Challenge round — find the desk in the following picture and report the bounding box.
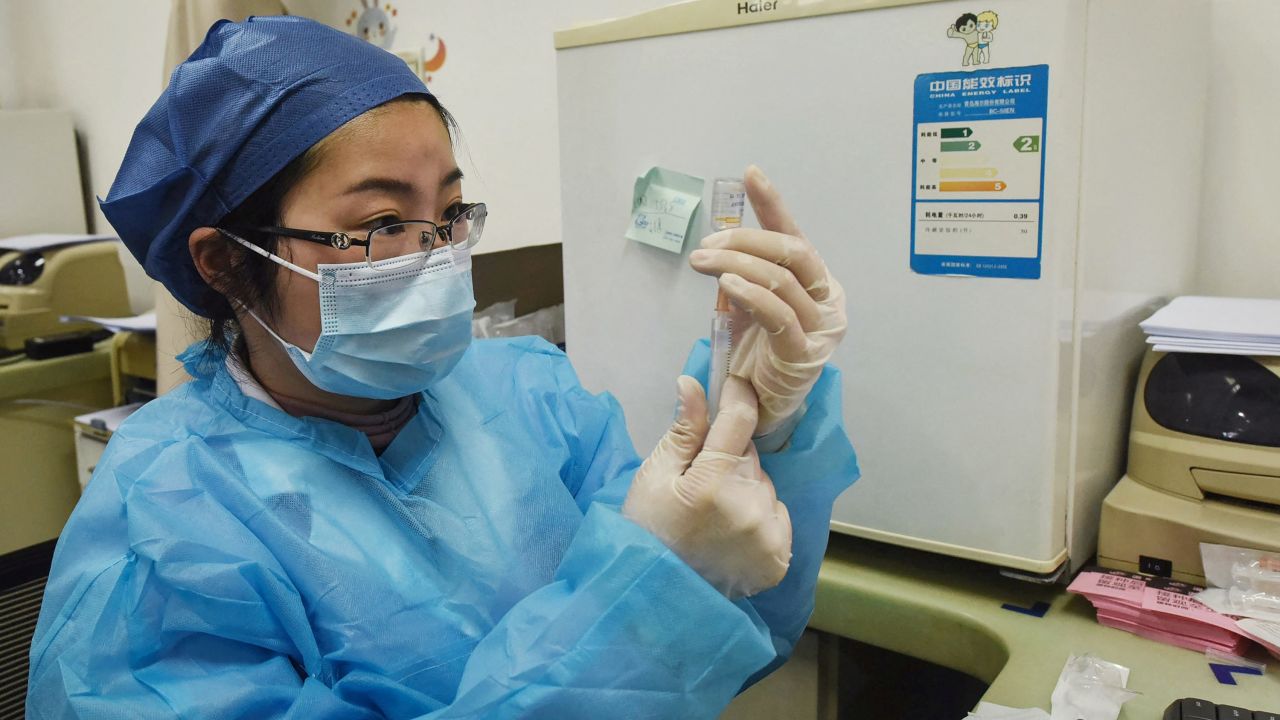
[812,534,1280,715]
[0,343,112,555]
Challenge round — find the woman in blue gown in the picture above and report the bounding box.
[26,15,857,720]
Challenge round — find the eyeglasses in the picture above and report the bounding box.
[220,202,487,271]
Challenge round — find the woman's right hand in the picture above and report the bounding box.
[622,375,793,599]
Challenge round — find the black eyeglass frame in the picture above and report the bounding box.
[219,202,486,265]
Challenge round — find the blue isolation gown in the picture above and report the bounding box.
[27,337,857,719]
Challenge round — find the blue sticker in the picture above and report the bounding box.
[911,64,1049,279]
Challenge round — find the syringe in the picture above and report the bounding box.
[707,177,746,423]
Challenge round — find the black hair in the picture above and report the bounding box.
[955,13,978,29]
[196,93,457,361]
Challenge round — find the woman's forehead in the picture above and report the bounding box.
[304,103,456,197]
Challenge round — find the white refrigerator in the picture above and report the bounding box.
[555,0,1205,576]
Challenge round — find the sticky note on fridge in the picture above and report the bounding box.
[625,167,704,253]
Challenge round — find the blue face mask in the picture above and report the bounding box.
[228,234,475,400]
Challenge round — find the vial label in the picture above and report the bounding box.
[711,190,746,230]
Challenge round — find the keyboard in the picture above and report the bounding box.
[1164,698,1280,719]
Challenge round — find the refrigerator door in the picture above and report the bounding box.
[557,0,1087,572]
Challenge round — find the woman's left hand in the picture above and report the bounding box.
[689,165,848,438]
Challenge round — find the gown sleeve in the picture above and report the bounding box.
[542,338,859,689]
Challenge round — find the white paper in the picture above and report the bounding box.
[1141,296,1280,342]
[1150,336,1280,356]
[74,402,144,433]
[0,234,118,253]
[1147,336,1280,352]
[1152,345,1280,357]
[61,311,156,333]
[1236,619,1280,658]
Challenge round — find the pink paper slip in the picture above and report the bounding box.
[1098,615,1251,655]
[1070,567,1255,655]
[1140,578,1243,634]
[1067,567,1146,605]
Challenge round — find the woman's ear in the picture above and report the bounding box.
[189,227,229,292]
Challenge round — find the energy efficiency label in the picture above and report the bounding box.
[911,64,1048,279]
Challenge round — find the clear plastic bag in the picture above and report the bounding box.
[1048,654,1139,720]
[1199,543,1280,621]
[489,304,565,346]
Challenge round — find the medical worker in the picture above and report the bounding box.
[27,16,857,720]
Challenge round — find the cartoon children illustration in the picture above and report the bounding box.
[946,13,981,66]
[976,10,998,64]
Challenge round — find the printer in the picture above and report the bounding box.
[1098,348,1280,584]
[0,239,131,352]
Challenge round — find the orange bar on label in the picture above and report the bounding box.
[939,181,1006,192]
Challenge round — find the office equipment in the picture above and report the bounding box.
[1097,349,1280,585]
[24,329,110,360]
[73,403,145,492]
[109,330,158,405]
[556,0,1206,576]
[0,238,133,352]
[1163,698,1279,720]
[0,344,113,557]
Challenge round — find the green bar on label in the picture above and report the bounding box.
[941,127,972,138]
[941,140,981,152]
[1013,135,1041,152]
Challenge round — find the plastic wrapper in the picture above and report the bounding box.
[968,702,1050,719]
[1048,654,1138,720]
[472,299,517,338]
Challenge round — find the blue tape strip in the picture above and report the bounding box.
[1210,663,1264,685]
[1000,601,1050,618]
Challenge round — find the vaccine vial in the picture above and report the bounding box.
[711,177,746,232]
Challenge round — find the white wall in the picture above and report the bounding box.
[285,0,672,255]
[0,4,18,108]
[1193,0,1280,299]
[0,0,668,315]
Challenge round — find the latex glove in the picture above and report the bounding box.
[623,374,792,599]
[689,165,847,437]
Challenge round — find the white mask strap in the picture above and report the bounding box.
[239,304,314,361]
[220,229,322,283]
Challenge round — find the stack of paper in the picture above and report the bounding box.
[1141,296,1280,356]
[1068,567,1253,654]
[60,311,156,334]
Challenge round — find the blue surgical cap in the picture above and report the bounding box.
[100,15,432,314]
